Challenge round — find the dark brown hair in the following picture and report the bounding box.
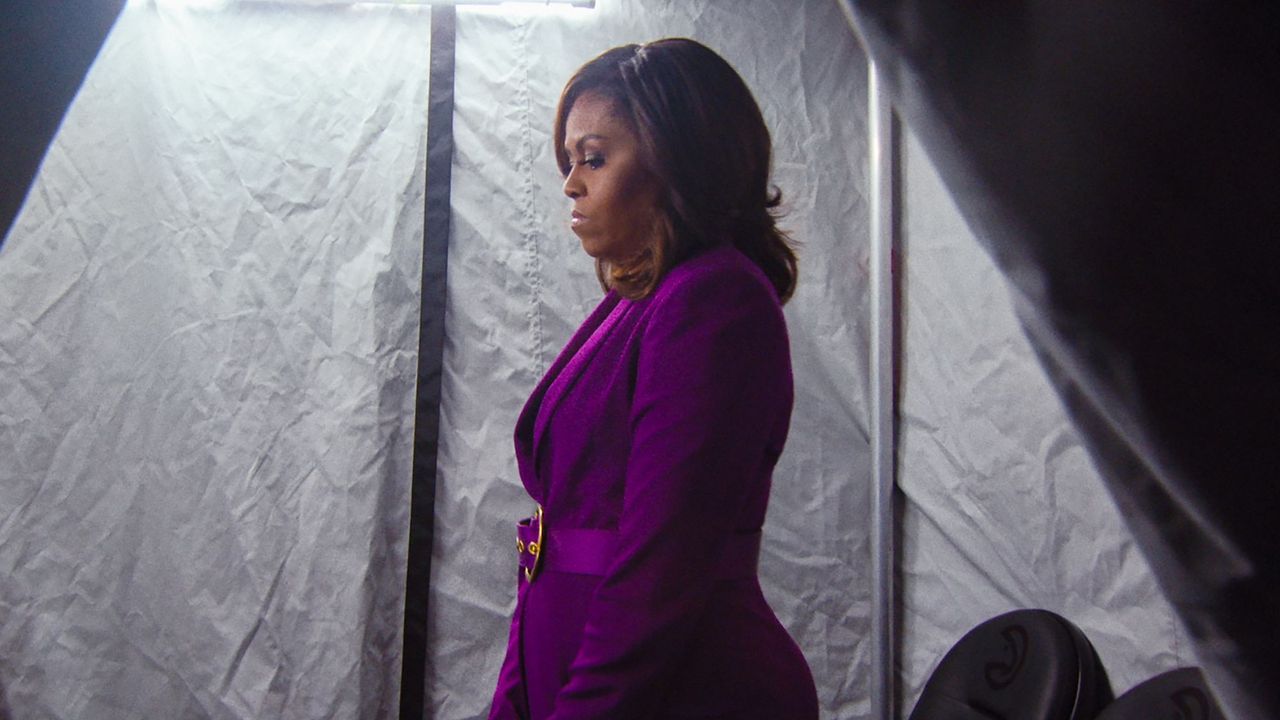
[553,38,798,303]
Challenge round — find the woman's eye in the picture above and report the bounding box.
[583,155,605,169]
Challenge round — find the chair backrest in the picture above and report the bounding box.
[1094,667,1224,720]
[907,609,1113,720]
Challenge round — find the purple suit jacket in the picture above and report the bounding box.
[488,245,818,720]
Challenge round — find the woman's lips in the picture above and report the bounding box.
[571,211,586,227]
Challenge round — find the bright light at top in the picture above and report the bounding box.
[479,1,595,15]
[128,0,593,7]
[126,0,233,8]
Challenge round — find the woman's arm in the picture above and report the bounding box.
[488,577,530,720]
[547,264,792,720]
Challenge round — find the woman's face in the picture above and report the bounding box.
[561,92,661,262]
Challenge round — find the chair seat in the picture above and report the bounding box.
[907,609,1113,720]
[1094,667,1224,720]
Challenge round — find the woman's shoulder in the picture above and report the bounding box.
[635,244,791,371]
[651,244,781,311]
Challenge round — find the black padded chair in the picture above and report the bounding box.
[1094,667,1224,720]
[908,609,1113,720]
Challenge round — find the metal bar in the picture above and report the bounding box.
[377,0,595,5]
[341,1,594,5]
[868,59,900,720]
[130,0,594,7]
[246,0,595,6]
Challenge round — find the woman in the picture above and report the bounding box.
[488,38,818,720]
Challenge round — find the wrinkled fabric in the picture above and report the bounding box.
[895,130,1193,708]
[842,2,1276,716]
[0,5,429,718]
[0,1,1203,718]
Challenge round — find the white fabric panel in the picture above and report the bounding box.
[0,6,429,719]
[896,128,1196,709]
[432,2,872,718]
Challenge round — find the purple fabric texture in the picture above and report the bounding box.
[487,245,818,720]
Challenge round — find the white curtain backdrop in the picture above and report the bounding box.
[896,128,1194,708]
[0,5,430,718]
[0,2,1198,719]
[429,1,873,718]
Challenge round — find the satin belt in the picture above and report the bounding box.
[517,512,762,582]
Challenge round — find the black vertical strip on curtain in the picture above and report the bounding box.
[0,0,126,245]
[401,6,456,720]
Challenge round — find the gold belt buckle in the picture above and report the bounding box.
[519,505,545,582]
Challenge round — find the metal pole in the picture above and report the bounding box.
[868,59,899,720]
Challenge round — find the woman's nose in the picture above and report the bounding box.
[563,167,583,199]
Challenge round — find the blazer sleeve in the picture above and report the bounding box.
[547,267,793,720]
[487,577,530,720]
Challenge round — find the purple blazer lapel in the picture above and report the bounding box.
[514,291,623,498]
[534,295,633,452]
